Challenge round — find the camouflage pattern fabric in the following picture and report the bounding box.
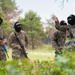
[55,21,67,32]
[65,25,75,51]
[65,39,75,51]
[52,30,66,49]
[0,27,5,39]
[69,25,75,39]
[0,46,6,61]
[0,28,6,61]
[52,21,66,49]
[8,30,28,60]
[52,21,67,56]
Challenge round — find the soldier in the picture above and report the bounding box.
[52,16,67,57]
[67,14,75,51]
[67,14,75,39]
[8,22,28,60]
[0,17,7,61]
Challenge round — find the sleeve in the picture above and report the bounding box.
[55,21,67,32]
[51,32,59,49]
[8,32,19,49]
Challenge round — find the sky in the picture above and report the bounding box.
[15,0,75,22]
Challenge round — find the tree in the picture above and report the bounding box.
[18,10,45,49]
[0,0,21,21]
[0,0,22,37]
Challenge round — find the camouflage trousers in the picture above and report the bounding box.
[0,47,6,61]
[12,50,25,60]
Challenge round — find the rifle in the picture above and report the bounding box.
[14,32,28,58]
[0,37,9,58]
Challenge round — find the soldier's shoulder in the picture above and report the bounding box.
[21,30,26,34]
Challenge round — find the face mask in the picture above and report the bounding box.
[15,24,22,32]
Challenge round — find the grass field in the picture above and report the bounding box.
[28,51,54,61]
[7,45,55,62]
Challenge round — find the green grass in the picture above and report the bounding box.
[28,52,54,62]
[7,45,55,62]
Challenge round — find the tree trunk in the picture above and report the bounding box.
[31,36,34,49]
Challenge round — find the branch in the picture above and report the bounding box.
[59,0,65,9]
[55,0,69,9]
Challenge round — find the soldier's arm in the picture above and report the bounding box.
[55,21,67,31]
[51,33,59,49]
[52,15,67,31]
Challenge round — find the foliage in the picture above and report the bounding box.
[0,12,12,37]
[55,50,75,75]
[0,0,22,36]
[18,10,46,49]
[1,47,75,75]
[0,59,55,75]
[31,44,54,52]
[0,0,21,21]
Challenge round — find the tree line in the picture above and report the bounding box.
[0,0,49,49]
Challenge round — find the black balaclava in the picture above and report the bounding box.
[67,14,75,25]
[0,17,3,26]
[14,22,22,32]
[60,20,67,26]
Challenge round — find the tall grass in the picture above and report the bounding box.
[27,44,55,61]
[7,44,55,61]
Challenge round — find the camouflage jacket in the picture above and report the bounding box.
[52,21,67,49]
[0,27,6,47]
[8,30,28,52]
[69,25,75,39]
[55,21,67,32]
[0,27,5,39]
[52,30,66,49]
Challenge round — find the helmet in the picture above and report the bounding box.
[67,14,75,25]
[0,17,3,25]
[14,22,22,32]
[60,20,67,26]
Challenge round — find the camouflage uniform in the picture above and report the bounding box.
[69,25,75,38]
[0,27,6,61]
[52,21,67,56]
[8,30,28,60]
[66,25,75,51]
